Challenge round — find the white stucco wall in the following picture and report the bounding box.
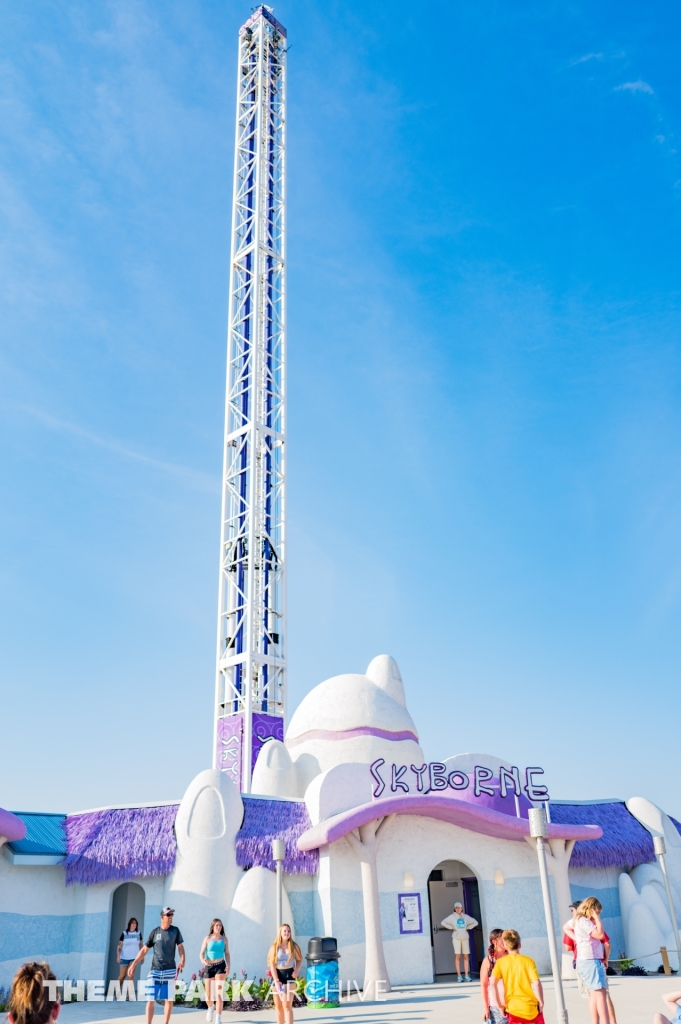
[0,854,169,990]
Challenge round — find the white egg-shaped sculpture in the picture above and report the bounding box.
[226,866,294,981]
[251,739,301,799]
[305,762,374,826]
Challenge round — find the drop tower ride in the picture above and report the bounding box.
[213,5,287,792]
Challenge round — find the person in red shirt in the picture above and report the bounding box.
[563,901,580,967]
[601,930,617,1024]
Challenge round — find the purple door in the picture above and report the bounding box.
[462,876,483,974]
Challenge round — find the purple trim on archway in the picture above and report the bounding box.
[0,808,27,842]
[296,793,603,851]
[287,726,419,747]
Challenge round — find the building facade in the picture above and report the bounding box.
[2,656,679,992]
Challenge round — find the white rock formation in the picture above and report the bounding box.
[163,769,244,978]
[621,796,681,970]
[619,871,679,971]
[627,797,681,916]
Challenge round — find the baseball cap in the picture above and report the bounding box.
[454,902,463,908]
[161,907,175,916]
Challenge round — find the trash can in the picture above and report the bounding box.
[305,936,340,1008]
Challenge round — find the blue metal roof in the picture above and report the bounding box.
[8,812,67,856]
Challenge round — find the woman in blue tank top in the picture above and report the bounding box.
[200,919,230,1024]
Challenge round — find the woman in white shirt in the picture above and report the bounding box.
[564,897,610,1024]
[267,924,303,1024]
[117,917,143,984]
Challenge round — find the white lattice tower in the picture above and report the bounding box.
[214,5,287,792]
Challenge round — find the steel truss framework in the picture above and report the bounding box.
[214,5,287,791]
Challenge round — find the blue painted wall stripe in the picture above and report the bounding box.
[0,912,108,962]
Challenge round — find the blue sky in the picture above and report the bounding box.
[1,1,680,815]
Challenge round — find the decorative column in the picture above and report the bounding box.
[345,816,394,997]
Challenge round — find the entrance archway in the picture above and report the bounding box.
[106,882,146,983]
[428,859,484,980]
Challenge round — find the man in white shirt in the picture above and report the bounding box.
[441,901,478,982]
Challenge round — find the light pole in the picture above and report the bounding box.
[654,836,681,969]
[272,839,286,929]
[529,807,568,1024]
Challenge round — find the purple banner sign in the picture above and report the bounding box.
[216,712,284,788]
[251,713,285,773]
[216,714,243,787]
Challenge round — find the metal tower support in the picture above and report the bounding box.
[214,5,287,792]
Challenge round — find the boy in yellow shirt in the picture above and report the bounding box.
[490,929,544,1024]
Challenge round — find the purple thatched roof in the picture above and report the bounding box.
[64,796,317,885]
[64,805,179,886]
[236,797,318,875]
[550,802,655,869]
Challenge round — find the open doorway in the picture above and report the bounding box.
[428,859,484,981]
[106,882,146,983]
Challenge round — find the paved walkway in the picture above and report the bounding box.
[54,976,673,1024]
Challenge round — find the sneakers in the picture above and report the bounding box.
[215,1016,222,1024]
[457,975,463,982]
[206,1007,214,1023]
[465,974,471,982]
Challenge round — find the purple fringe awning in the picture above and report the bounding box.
[236,797,318,875]
[64,805,179,886]
[550,802,655,869]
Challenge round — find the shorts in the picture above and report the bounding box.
[490,1008,508,1024]
[577,959,607,991]
[452,934,470,954]
[148,968,177,1001]
[205,960,226,979]
[120,959,134,966]
[507,1013,544,1024]
[276,968,295,986]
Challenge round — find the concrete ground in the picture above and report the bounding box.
[52,976,675,1024]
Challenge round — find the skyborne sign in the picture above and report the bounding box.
[369,760,550,802]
